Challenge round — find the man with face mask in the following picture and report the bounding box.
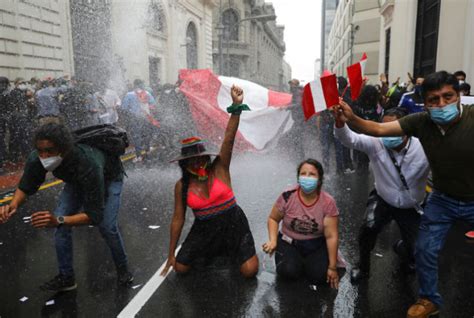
[334,71,474,318]
[0,123,133,291]
[398,77,425,114]
[333,108,429,283]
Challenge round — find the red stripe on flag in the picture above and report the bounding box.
[320,74,339,108]
[268,90,292,107]
[302,83,316,120]
[347,62,363,101]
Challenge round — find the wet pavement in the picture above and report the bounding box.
[1,150,473,318]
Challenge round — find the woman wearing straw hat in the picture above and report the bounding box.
[161,85,258,278]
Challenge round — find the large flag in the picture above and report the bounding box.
[301,73,339,120]
[178,69,293,151]
[346,53,367,101]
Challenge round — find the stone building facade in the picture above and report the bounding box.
[212,0,289,91]
[110,0,217,88]
[0,0,74,80]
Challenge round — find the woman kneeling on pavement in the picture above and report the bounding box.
[161,85,258,278]
[263,159,345,288]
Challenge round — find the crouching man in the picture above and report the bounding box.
[0,123,133,291]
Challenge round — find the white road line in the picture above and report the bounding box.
[117,245,182,318]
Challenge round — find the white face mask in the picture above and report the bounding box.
[39,156,63,171]
[18,84,27,91]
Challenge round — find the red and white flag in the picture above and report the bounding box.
[178,69,293,151]
[346,53,367,101]
[301,72,339,120]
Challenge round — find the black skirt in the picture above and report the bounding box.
[176,205,256,266]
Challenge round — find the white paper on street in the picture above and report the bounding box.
[148,225,160,230]
[45,300,55,306]
[19,296,28,302]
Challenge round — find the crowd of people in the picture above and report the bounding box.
[0,67,473,318]
[0,75,196,172]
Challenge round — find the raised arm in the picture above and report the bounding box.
[218,85,244,170]
[334,98,404,137]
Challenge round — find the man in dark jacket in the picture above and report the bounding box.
[0,123,133,291]
[0,76,11,170]
[9,78,32,160]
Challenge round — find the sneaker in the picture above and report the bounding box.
[117,266,134,286]
[407,298,439,318]
[132,156,143,163]
[40,274,77,292]
[350,267,369,284]
[344,168,355,174]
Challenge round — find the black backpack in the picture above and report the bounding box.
[73,124,129,157]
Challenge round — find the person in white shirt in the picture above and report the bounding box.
[95,87,121,124]
[333,107,430,283]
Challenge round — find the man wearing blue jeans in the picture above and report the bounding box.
[333,71,474,318]
[0,123,133,291]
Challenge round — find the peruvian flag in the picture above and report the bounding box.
[346,53,367,101]
[178,69,293,151]
[301,71,339,120]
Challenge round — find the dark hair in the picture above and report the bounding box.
[357,85,380,110]
[34,123,74,154]
[178,155,212,207]
[297,159,324,193]
[382,107,408,120]
[454,70,466,79]
[422,71,460,100]
[460,82,471,95]
[133,79,144,89]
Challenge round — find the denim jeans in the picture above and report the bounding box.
[54,181,128,277]
[415,191,474,306]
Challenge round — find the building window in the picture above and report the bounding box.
[224,58,240,77]
[149,57,161,86]
[148,0,166,33]
[385,28,391,76]
[186,22,198,69]
[222,9,239,41]
[414,0,440,77]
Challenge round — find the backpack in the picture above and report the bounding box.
[73,124,129,157]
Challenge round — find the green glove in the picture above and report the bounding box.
[227,103,251,115]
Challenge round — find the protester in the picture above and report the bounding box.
[95,85,121,125]
[9,78,32,161]
[262,158,344,288]
[121,79,157,162]
[288,79,305,161]
[334,71,474,318]
[459,82,471,96]
[398,77,425,114]
[35,80,64,125]
[0,76,11,168]
[161,85,258,278]
[454,70,466,83]
[333,107,430,283]
[336,76,355,173]
[0,123,133,291]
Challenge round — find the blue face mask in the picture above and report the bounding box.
[429,102,460,125]
[298,176,318,194]
[381,136,404,149]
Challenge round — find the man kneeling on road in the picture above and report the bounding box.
[0,123,133,291]
[333,107,429,283]
[334,71,474,318]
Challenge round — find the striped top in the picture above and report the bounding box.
[187,176,236,220]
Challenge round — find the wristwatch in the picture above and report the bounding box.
[56,216,65,227]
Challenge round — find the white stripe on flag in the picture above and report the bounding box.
[309,79,327,113]
[360,59,367,75]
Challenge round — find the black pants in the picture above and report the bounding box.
[275,234,329,284]
[357,190,420,272]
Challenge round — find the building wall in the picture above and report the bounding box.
[327,0,380,83]
[211,0,288,91]
[0,0,74,80]
[381,0,474,83]
[110,0,216,88]
[320,0,339,74]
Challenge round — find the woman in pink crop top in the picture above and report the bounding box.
[161,85,258,278]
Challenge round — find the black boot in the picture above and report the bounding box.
[117,265,134,286]
[40,274,77,292]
